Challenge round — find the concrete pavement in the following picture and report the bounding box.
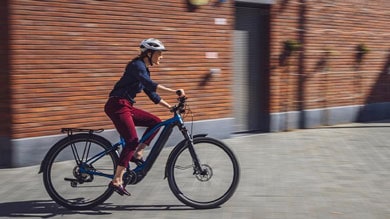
[0,120,389,219]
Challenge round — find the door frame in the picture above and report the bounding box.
[233,2,271,133]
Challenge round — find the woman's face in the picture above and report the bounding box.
[151,51,163,65]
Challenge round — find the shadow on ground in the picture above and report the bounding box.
[0,200,193,218]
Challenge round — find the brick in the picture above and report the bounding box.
[2,0,389,138]
[7,0,234,138]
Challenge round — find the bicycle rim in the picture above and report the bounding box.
[43,134,117,210]
[168,137,240,209]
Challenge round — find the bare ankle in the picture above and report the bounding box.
[134,152,143,159]
[135,143,147,159]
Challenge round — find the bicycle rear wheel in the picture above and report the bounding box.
[167,137,240,209]
[41,133,118,210]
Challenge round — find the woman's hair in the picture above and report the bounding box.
[130,50,148,62]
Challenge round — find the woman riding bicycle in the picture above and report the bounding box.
[104,38,185,196]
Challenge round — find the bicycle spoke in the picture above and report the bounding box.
[70,143,82,165]
[82,140,92,162]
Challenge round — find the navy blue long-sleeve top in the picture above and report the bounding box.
[109,58,161,104]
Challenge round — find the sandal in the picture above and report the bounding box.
[109,182,131,196]
[130,156,145,166]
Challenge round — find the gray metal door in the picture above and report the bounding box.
[233,4,270,133]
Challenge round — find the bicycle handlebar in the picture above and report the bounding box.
[171,90,187,114]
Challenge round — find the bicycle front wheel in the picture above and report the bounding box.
[41,133,118,210]
[167,137,240,209]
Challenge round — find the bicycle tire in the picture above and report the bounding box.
[166,137,240,209]
[41,133,118,210]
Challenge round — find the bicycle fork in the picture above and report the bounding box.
[179,125,205,175]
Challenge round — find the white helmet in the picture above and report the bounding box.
[140,38,167,52]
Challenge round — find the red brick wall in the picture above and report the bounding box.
[6,0,390,139]
[269,0,390,113]
[9,0,234,139]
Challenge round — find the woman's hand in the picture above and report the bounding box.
[176,89,185,97]
[156,85,185,110]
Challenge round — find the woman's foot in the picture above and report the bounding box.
[109,181,131,196]
[110,165,130,196]
[130,156,145,166]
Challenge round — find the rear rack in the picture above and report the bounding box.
[61,128,104,136]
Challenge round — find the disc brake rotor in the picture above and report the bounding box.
[195,164,213,182]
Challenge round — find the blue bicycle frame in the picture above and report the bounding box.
[79,111,189,181]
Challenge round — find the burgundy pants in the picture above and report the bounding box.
[104,97,162,168]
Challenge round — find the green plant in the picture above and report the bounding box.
[284,40,302,52]
[279,40,302,66]
[356,43,369,63]
[356,43,370,55]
